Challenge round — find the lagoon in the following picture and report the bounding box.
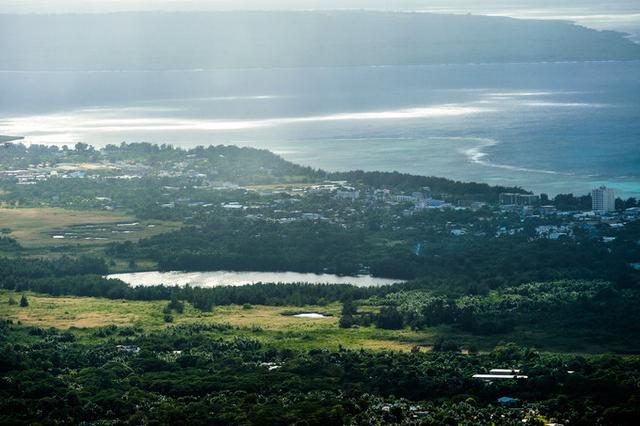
[107,270,401,288]
[3,61,640,197]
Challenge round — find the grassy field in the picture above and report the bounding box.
[0,290,437,351]
[1,290,632,354]
[0,207,180,249]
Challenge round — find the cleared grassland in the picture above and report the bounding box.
[1,290,629,353]
[0,290,435,352]
[0,207,180,248]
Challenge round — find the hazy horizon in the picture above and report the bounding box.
[2,0,639,39]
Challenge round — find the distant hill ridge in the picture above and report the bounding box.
[1,11,639,71]
[0,135,24,143]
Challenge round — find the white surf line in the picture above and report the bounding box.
[453,136,574,176]
[522,101,608,108]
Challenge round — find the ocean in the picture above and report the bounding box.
[1,60,639,197]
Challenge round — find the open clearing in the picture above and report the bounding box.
[0,207,180,248]
[0,290,433,352]
[1,290,630,354]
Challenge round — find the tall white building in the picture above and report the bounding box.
[591,186,615,212]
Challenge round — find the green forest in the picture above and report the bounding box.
[1,143,640,424]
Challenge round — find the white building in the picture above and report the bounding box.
[336,190,360,201]
[499,193,539,206]
[415,198,448,209]
[591,186,615,212]
[392,194,416,203]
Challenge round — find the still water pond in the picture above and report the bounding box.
[107,270,401,288]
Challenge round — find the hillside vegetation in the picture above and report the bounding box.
[1,11,639,71]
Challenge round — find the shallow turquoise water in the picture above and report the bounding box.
[1,61,639,196]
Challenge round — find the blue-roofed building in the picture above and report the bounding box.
[497,396,521,408]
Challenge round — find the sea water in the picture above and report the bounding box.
[1,61,639,196]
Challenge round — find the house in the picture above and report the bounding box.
[222,202,244,210]
[259,362,282,371]
[392,194,416,203]
[336,190,360,201]
[415,198,448,209]
[535,225,572,240]
[473,374,528,379]
[473,368,528,380]
[301,213,323,221]
[497,396,521,408]
[539,205,557,215]
[116,345,140,353]
[624,207,640,219]
[490,369,520,374]
[499,193,539,206]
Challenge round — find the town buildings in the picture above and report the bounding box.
[499,193,539,206]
